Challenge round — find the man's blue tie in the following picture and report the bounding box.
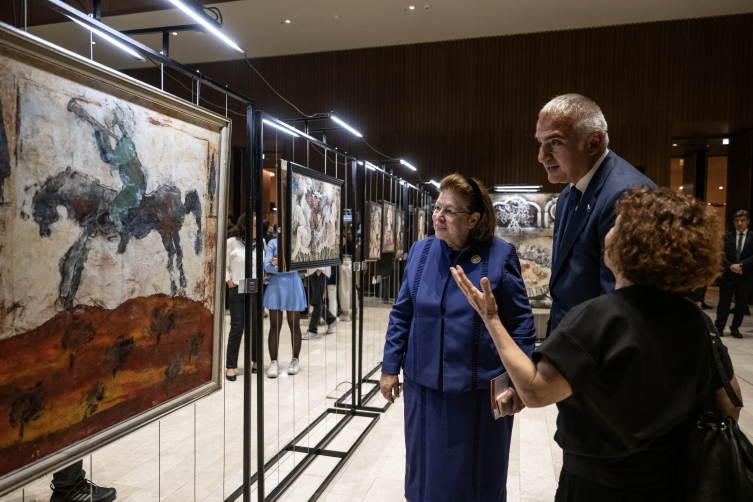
[560,187,582,250]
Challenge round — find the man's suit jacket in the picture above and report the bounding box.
[722,229,753,279]
[548,151,656,331]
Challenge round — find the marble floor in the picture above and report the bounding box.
[4,292,753,502]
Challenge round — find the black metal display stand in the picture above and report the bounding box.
[240,111,381,502]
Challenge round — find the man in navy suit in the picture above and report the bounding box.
[715,210,753,338]
[536,94,656,332]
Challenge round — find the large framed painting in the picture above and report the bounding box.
[381,201,395,253]
[413,206,427,242]
[277,160,343,272]
[492,193,559,308]
[0,25,229,494]
[395,210,406,260]
[364,200,382,261]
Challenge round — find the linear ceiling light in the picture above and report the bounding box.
[330,114,363,137]
[429,180,440,188]
[358,161,377,170]
[69,17,146,61]
[494,185,542,193]
[400,159,417,171]
[167,0,244,53]
[263,119,300,137]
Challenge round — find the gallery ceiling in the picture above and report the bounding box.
[18,0,753,70]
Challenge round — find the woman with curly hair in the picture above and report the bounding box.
[452,188,743,502]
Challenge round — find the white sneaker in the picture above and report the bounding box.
[302,330,322,340]
[267,360,279,378]
[326,318,339,334]
[339,315,352,322]
[288,358,300,375]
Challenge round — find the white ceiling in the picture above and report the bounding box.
[26,0,753,70]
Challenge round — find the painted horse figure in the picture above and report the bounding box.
[33,167,203,309]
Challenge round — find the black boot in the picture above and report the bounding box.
[730,327,743,339]
[50,479,117,502]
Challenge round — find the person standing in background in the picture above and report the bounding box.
[536,94,656,332]
[339,225,355,322]
[715,210,753,338]
[303,267,338,340]
[263,235,306,378]
[225,214,264,379]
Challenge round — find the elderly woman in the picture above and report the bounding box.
[452,188,743,501]
[380,174,536,502]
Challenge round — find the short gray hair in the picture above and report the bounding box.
[735,210,750,220]
[539,94,609,148]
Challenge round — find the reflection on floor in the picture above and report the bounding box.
[4,293,753,502]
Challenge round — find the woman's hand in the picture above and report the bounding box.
[380,373,400,403]
[450,265,498,322]
[499,387,526,415]
[227,279,236,288]
[270,257,278,266]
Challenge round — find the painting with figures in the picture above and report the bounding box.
[382,201,395,253]
[492,193,558,308]
[277,160,343,272]
[0,25,229,491]
[365,200,382,261]
[395,210,406,259]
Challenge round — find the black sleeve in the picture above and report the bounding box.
[533,300,605,393]
[711,338,735,390]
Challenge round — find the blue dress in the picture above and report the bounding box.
[263,239,307,311]
[383,236,536,502]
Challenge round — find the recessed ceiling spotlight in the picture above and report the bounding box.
[334,14,339,19]
[723,138,730,145]
[91,41,96,44]
[409,5,415,9]
[425,4,431,8]
[679,186,684,190]
[719,186,724,189]
[172,31,178,35]
[672,143,677,146]
[285,19,291,23]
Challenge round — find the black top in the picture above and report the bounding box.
[533,285,733,490]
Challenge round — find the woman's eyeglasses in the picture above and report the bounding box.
[432,205,471,219]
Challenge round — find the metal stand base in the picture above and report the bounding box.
[226,408,380,502]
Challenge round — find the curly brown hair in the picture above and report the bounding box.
[605,187,722,292]
[438,174,495,242]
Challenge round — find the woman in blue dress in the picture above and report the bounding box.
[264,237,307,378]
[380,174,536,502]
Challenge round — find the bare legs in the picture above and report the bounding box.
[268,309,302,361]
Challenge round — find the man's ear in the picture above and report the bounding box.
[588,131,604,154]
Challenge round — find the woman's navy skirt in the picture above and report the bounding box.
[403,377,514,502]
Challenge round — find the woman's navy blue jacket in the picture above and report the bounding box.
[382,236,536,392]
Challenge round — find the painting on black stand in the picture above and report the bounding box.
[277,160,344,272]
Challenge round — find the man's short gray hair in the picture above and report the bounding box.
[539,94,609,148]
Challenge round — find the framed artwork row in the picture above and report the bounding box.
[276,160,344,272]
[0,24,228,494]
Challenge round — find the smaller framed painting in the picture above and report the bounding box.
[413,207,427,243]
[364,200,383,261]
[395,210,406,260]
[382,201,396,253]
[277,160,344,272]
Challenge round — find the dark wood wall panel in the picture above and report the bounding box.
[125,14,753,192]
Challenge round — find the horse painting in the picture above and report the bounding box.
[32,167,203,308]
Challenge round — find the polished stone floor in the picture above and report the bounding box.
[3,291,753,502]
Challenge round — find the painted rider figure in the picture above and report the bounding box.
[68,98,146,254]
